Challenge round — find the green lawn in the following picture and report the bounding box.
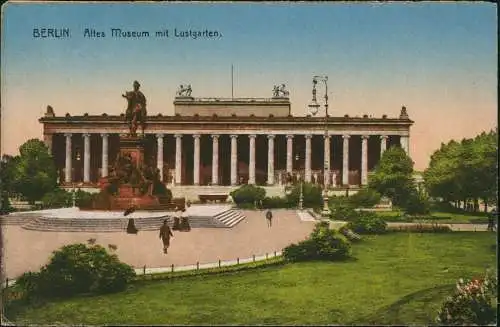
[7,232,497,325]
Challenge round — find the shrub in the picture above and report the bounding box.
[230,185,266,207]
[436,270,497,325]
[387,223,452,233]
[41,188,72,209]
[283,221,351,262]
[329,196,358,221]
[0,191,14,214]
[152,182,171,199]
[76,189,95,209]
[348,188,381,208]
[402,190,431,215]
[286,182,323,209]
[346,211,387,234]
[262,196,290,209]
[15,242,135,300]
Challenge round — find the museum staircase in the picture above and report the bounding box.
[13,207,246,232]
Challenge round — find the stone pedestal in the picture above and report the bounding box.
[119,136,146,167]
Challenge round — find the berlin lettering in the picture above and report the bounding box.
[33,27,222,40]
[33,28,70,38]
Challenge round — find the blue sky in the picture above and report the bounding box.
[1,2,497,170]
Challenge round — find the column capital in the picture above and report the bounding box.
[64,133,72,138]
[230,134,238,139]
[100,133,109,138]
[286,134,294,139]
[342,134,351,139]
[267,135,275,140]
[174,134,183,139]
[249,134,257,139]
[323,134,332,140]
[211,134,220,140]
[155,133,164,139]
[193,134,201,139]
[380,135,389,139]
[83,133,91,138]
[361,135,370,140]
[305,134,313,139]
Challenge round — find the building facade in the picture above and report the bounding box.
[40,93,413,198]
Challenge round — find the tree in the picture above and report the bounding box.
[0,155,18,213]
[10,139,57,204]
[424,140,463,203]
[286,182,323,209]
[424,129,498,212]
[368,146,414,206]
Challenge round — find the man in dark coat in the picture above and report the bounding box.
[266,209,273,228]
[159,219,174,254]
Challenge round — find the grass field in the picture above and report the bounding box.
[6,232,496,325]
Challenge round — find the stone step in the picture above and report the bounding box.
[20,213,238,232]
[213,209,246,228]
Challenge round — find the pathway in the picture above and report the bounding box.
[2,209,315,280]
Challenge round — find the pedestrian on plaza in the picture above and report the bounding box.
[180,208,191,232]
[159,219,173,254]
[487,207,497,232]
[266,209,273,228]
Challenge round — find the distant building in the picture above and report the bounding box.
[39,89,413,200]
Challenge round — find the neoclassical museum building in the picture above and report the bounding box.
[40,85,413,199]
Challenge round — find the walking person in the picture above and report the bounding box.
[487,207,497,232]
[159,219,174,254]
[266,209,273,228]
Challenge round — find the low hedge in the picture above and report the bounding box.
[387,223,453,233]
[134,256,284,283]
[346,211,388,234]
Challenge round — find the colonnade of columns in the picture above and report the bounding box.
[59,132,409,186]
[152,133,407,187]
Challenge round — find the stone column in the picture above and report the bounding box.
[267,135,275,185]
[212,134,219,185]
[156,134,164,182]
[400,135,409,155]
[324,134,331,187]
[43,133,53,155]
[64,133,72,183]
[342,135,350,186]
[305,134,312,183]
[249,134,256,185]
[83,133,91,183]
[380,135,388,157]
[361,135,369,186]
[230,135,238,185]
[286,134,293,173]
[193,134,201,185]
[101,133,109,178]
[175,134,182,185]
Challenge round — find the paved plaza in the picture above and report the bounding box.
[2,209,315,280]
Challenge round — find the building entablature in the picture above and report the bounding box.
[40,114,412,136]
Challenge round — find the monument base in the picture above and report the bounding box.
[119,135,146,166]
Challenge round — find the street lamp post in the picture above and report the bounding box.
[295,154,304,210]
[308,75,331,217]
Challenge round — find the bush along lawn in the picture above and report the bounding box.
[4,230,496,326]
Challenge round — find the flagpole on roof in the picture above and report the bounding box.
[231,64,234,99]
